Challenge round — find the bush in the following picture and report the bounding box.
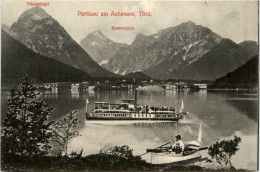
[208,136,241,167]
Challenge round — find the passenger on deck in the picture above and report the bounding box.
[172,135,185,153]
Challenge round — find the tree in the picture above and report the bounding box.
[208,136,241,167]
[52,111,80,155]
[2,75,54,156]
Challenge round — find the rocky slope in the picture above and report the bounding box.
[2,23,10,34]
[80,31,124,65]
[2,30,92,88]
[9,7,115,77]
[104,21,222,75]
[144,39,258,80]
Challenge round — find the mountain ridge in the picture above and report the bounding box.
[101,21,258,80]
[144,38,258,80]
[9,6,116,78]
[6,8,258,81]
[1,29,93,88]
[209,55,258,88]
[104,21,223,76]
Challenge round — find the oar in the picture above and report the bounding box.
[198,147,208,151]
[138,141,171,157]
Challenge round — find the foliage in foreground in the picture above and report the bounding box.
[1,75,54,157]
[1,136,242,171]
[2,144,204,171]
[99,144,134,158]
[208,136,241,167]
[2,153,205,171]
[52,111,81,155]
[1,144,151,171]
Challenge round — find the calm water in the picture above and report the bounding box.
[1,88,258,170]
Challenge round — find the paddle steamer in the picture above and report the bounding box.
[86,90,186,122]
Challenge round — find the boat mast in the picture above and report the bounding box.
[86,98,89,114]
[134,90,138,111]
[179,99,184,112]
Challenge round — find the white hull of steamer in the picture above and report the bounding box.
[85,120,178,125]
[86,112,183,123]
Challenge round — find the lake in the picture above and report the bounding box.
[1,88,258,170]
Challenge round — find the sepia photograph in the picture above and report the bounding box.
[1,0,259,171]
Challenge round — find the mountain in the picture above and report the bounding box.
[1,30,93,88]
[209,55,258,89]
[125,72,152,80]
[238,41,259,58]
[80,31,125,65]
[104,21,222,75]
[2,23,10,33]
[145,39,258,80]
[9,7,115,77]
[104,21,258,80]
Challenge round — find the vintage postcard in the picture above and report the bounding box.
[1,0,258,171]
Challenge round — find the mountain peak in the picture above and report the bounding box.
[185,21,196,25]
[92,30,102,34]
[19,6,50,21]
[136,33,146,38]
[80,30,125,63]
[91,30,107,40]
[10,6,115,77]
[177,21,197,29]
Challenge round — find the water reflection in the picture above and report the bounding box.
[226,99,258,121]
[88,91,95,98]
[71,89,79,99]
[197,90,207,100]
[43,90,58,99]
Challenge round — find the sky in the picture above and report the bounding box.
[2,1,259,44]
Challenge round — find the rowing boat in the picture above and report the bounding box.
[142,121,206,164]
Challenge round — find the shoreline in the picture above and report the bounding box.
[207,88,258,91]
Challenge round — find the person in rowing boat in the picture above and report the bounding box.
[172,135,185,154]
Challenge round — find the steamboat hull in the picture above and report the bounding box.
[86,116,180,121]
[85,116,180,125]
